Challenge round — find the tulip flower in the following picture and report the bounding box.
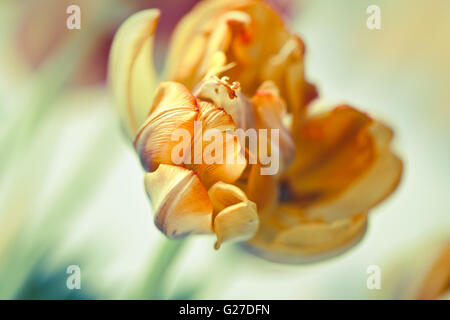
[109,0,403,263]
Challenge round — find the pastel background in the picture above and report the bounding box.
[0,0,448,299]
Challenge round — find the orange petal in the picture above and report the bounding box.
[305,122,402,221]
[184,10,252,89]
[287,105,373,183]
[288,108,403,221]
[109,9,160,139]
[144,164,213,237]
[245,204,367,264]
[134,82,198,171]
[208,182,259,249]
[251,81,295,173]
[164,0,315,112]
[164,0,255,89]
[186,99,247,188]
[246,164,279,217]
[285,106,402,221]
[261,36,318,129]
[222,1,294,95]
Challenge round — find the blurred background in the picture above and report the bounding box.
[0,0,448,299]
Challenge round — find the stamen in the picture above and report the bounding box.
[213,76,241,99]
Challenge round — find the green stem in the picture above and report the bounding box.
[134,238,187,300]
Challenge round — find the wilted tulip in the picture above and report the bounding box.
[109,0,403,263]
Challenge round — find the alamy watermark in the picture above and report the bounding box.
[366,5,381,30]
[66,5,81,30]
[66,265,81,290]
[366,265,381,290]
[170,122,280,176]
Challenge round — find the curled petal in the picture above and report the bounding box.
[164,0,254,89]
[144,164,213,237]
[222,1,294,94]
[209,180,247,212]
[245,204,367,264]
[165,0,315,114]
[193,76,255,130]
[186,100,247,188]
[196,99,236,131]
[208,182,259,249]
[169,10,251,89]
[135,82,198,171]
[285,106,403,221]
[109,9,160,139]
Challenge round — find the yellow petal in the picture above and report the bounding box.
[245,204,367,264]
[144,164,213,237]
[134,82,198,171]
[186,99,247,188]
[109,9,160,139]
[208,182,259,249]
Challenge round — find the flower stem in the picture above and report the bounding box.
[134,238,187,300]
